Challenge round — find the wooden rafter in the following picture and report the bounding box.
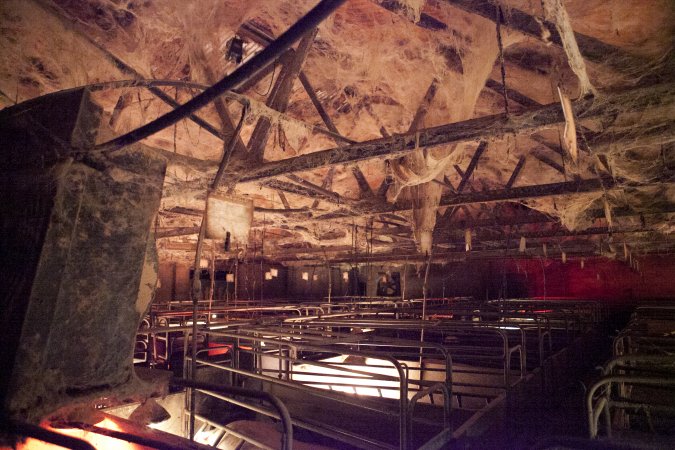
[533,151,566,175]
[444,141,488,220]
[277,190,291,209]
[263,179,345,206]
[312,177,671,221]
[232,82,673,183]
[484,78,541,108]
[456,141,488,192]
[505,155,527,189]
[442,0,648,73]
[248,28,318,163]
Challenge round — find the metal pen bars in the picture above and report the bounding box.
[136,297,603,449]
[588,303,675,439]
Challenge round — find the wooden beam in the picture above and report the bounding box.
[351,166,374,198]
[408,78,439,132]
[300,72,373,198]
[530,134,564,156]
[442,0,648,73]
[459,205,474,220]
[484,78,541,108]
[267,245,353,257]
[263,179,344,205]
[442,178,616,209]
[276,224,658,255]
[311,166,336,209]
[109,93,133,128]
[233,50,286,95]
[377,173,395,198]
[248,28,318,163]
[456,141,488,192]
[275,244,602,263]
[533,151,565,175]
[242,21,356,144]
[448,203,675,234]
[312,177,674,221]
[505,155,527,188]
[431,178,454,191]
[254,206,311,215]
[156,226,201,238]
[192,39,259,163]
[285,173,350,205]
[371,0,563,107]
[377,203,675,236]
[234,82,673,183]
[299,72,345,138]
[277,190,291,209]
[299,66,364,206]
[444,141,488,220]
[372,225,412,237]
[33,0,235,146]
[300,70,373,204]
[38,0,347,161]
[276,233,675,263]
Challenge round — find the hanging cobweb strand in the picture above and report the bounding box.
[390,19,519,254]
[542,0,597,98]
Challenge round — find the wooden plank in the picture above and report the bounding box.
[443,0,648,73]
[311,177,674,221]
[505,155,527,188]
[533,151,565,175]
[285,173,349,204]
[351,166,374,198]
[277,190,291,209]
[456,141,488,192]
[263,179,343,205]
[248,28,318,163]
[234,82,674,183]
[444,141,488,220]
[485,78,541,108]
[311,166,336,209]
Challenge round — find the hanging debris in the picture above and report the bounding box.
[603,197,613,228]
[542,0,597,97]
[557,86,578,164]
[205,193,253,243]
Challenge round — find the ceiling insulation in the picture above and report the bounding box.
[1,0,673,263]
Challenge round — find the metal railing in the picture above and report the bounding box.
[133,297,608,448]
[173,377,293,450]
[588,304,675,440]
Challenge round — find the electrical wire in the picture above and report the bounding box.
[254,61,278,97]
[92,0,347,153]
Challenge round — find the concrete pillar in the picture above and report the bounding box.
[0,88,166,422]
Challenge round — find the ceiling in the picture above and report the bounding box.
[1,0,674,266]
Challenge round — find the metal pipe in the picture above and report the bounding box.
[586,375,675,438]
[601,354,675,376]
[198,335,411,448]
[193,413,276,450]
[172,378,294,450]
[407,383,452,448]
[93,0,347,152]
